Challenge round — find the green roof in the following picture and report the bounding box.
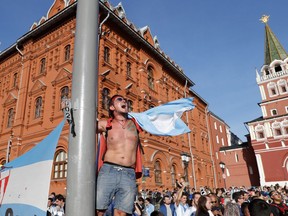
[264,24,288,65]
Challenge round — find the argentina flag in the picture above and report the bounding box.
[129,97,194,136]
[0,120,65,216]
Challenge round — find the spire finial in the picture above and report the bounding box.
[260,15,270,24]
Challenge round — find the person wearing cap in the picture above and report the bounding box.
[269,190,288,216]
[96,95,143,216]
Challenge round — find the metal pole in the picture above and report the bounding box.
[66,0,99,215]
[183,80,197,189]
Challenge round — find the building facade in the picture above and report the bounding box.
[246,16,288,186]
[208,112,260,188]
[0,0,219,195]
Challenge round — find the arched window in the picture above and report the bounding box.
[154,160,162,184]
[282,120,288,135]
[255,125,265,140]
[0,159,6,166]
[271,109,277,116]
[13,73,18,88]
[7,108,14,128]
[171,164,176,187]
[104,47,110,63]
[267,82,278,96]
[40,58,46,74]
[60,86,69,101]
[35,97,42,118]
[102,88,110,110]
[126,62,132,77]
[127,100,133,112]
[274,64,282,72]
[60,86,69,109]
[53,150,68,179]
[64,44,71,61]
[147,66,154,90]
[278,79,288,94]
[272,122,282,137]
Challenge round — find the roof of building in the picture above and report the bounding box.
[219,141,249,151]
[264,23,288,65]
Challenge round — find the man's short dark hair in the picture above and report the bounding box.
[248,198,272,216]
[108,94,124,117]
[55,194,65,202]
[232,191,242,203]
[151,210,164,216]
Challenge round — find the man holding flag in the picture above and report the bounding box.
[96,95,194,216]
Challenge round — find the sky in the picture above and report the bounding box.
[1,0,288,141]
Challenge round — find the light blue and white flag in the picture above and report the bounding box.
[0,120,65,216]
[129,97,194,136]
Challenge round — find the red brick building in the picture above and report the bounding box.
[208,112,260,188]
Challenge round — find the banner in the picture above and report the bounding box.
[0,120,65,216]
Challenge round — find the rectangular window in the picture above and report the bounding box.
[235,153,239,162]
[274,128,282,136]
[249,166,253,175]
[220,125,222,133]
[216,135,219,144]
[221,138,224,146]
[214,122,217,130]
[257,131,264,139]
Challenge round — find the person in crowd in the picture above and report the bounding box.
[49,192,56,202]
[171,192,178,205]
[241,202,250,216]
[175,183,189,216]
[47,197,54,216]
[134,197,145,216]
[151,210,164,216]
[232,191,244,216]
[145,198,155,216]
[159,195,175,216]
[184,192,202,216]
[96,95,143,216]
[223,202,240,216]
[248,198,272,216]
[50,194,65,216]
[269,190,288,216]
[215,188,224,206]
[195,195,212,216]
[242,191,250,203]
[209,193,223,216]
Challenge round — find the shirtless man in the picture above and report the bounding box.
[96,95,140,216]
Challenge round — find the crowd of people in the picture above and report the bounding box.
[131,179,288,216]
[45,180,288,216]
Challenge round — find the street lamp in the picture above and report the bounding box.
[219,162,226,188]
[181,152,191,182]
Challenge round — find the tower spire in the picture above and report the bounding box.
[260,15,288,65]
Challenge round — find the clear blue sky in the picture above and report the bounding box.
[1,0,288,140]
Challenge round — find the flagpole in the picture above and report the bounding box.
[183,80,197,189]
[66,0,99,216]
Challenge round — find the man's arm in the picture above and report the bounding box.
[175,183,186,206]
